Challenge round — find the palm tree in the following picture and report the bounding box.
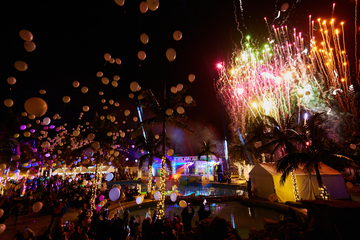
[134,88,195,219]
[257,115,304,162]
[276,113,357,200]
[134,129,162,194]
[198,139,218,177]
[229,137,256,179]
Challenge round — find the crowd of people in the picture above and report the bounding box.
[0,174,241,240]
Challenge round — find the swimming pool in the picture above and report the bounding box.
[125,201,285,239]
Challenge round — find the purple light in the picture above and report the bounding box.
[20,125,26,130]
[43,126,49,130]
[49,125,55,129]
[216,62,223,69]
[30,129,35,133]
[45,153,50,157]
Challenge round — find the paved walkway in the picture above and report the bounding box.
[1,198,155,240]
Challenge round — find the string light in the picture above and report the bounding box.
[291,169,300,201]
[156,156,166,219]
[148,166,153,194]
[319,186,329,200]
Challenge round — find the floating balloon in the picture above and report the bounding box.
[350,144,357,150]
[92,141,100,149]
[62,96,71,103]
[170,192,177,202]
[136,195,144,204]
[133,117,138,122]
[0,223,5,235]
[167,149,174,156]
[24,97,47,117]
[87,133,95,141]
[139,2,148,13]
[19,29,33,41]
[170,86,177,94]
[81,86,88,93]
[114,0,125,7]
[73,81,80,88]
[4,99,13,107]
[281,3,289,12]
[185,96,193,104]
[7,77,16,85]
[173,30,182,41]
[84,148,94,158]
[102,77,109,85]
[99,195,105,202]
[39,89,46,94]
[109,58,115,64]
[111,81,118,87]
[176,84,183,92]
[179,200,187,208]
[73,130,80,137]
[28,114,36,120]
[166,48,176,62]
[154,191,161,201]
[96,71,103,77]
[104,53,111,61]
[188,74,195,82]
[176,106,185,114]
[166,108,173,115]
[115,58,121,65]
[14,61,28,71]
[109,187,121,201]
[138,51,146,60]
[0,209,3,218]
[346,182,354,189]
[32,201,43,213]
[14,133,20,138]
[24,131,31,137]
[43,117,51,125]
[124,110,130,116]
[146,0,159,11]
[130,81,140,92]
[106,173,114,181]
[120,132,125,138]
[24,41,36,52]
[83,105,90,112]
[140,33,149,44]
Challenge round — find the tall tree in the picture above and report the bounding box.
[198,139,218,177]
[276,113,357,200]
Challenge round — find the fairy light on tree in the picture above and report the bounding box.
[291,169,300,201]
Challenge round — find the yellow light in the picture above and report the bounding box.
[307,65,311,69]
[284,71,292,80]
[230,69,235,75]
[252,102,257,108]
[341,78,345,82]
[344,62,347,66]
[341,22,344,25]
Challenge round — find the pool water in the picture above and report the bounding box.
[126,201,285,239]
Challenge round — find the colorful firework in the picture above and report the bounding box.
[216,18,359,137]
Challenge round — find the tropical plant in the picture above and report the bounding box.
[133,88,195,219]
[275,113,357,200]
[198,139,218,176]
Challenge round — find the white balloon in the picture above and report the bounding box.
[24,41,36,52]
[73,81,80,88]
[139,2,148,13]
[4,99,14,107]
[109,188,121,201]
[185,96,193,104]
[138,51,146,60]
[0,223,5,235]
[63,96,71,103]
[124,110,130,116]
[81,86,88,93]
[173,30,182,41]
[176,106,185,114]
[154,191,161,201]
[140,33,149,44]
[19,29,33,41]
[166,108,174,115]
[106,173,114,181]
[130,81,140,92]
[114,0,125,7]
[146,0,159,11]
[176,84,183,92]
[166,48,176,62]
[43,117,51,125]
[96,71,103,77]
[7,77,16,85]
[170,86,177,94]
[104,53,111,61]
[32,201,43,213]
[179,200,187,208]
[136,195,144,204]
[170,192,177,202]
[188,74,195,82]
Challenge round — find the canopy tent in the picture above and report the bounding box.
[249,163,349,202]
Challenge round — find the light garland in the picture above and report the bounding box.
[156,156,166,219]
[319,186,329,200]
[148,166,153,194]
[291,169,300,201]
[90,162,103,211]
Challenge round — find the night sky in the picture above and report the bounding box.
[0,0,358,156]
